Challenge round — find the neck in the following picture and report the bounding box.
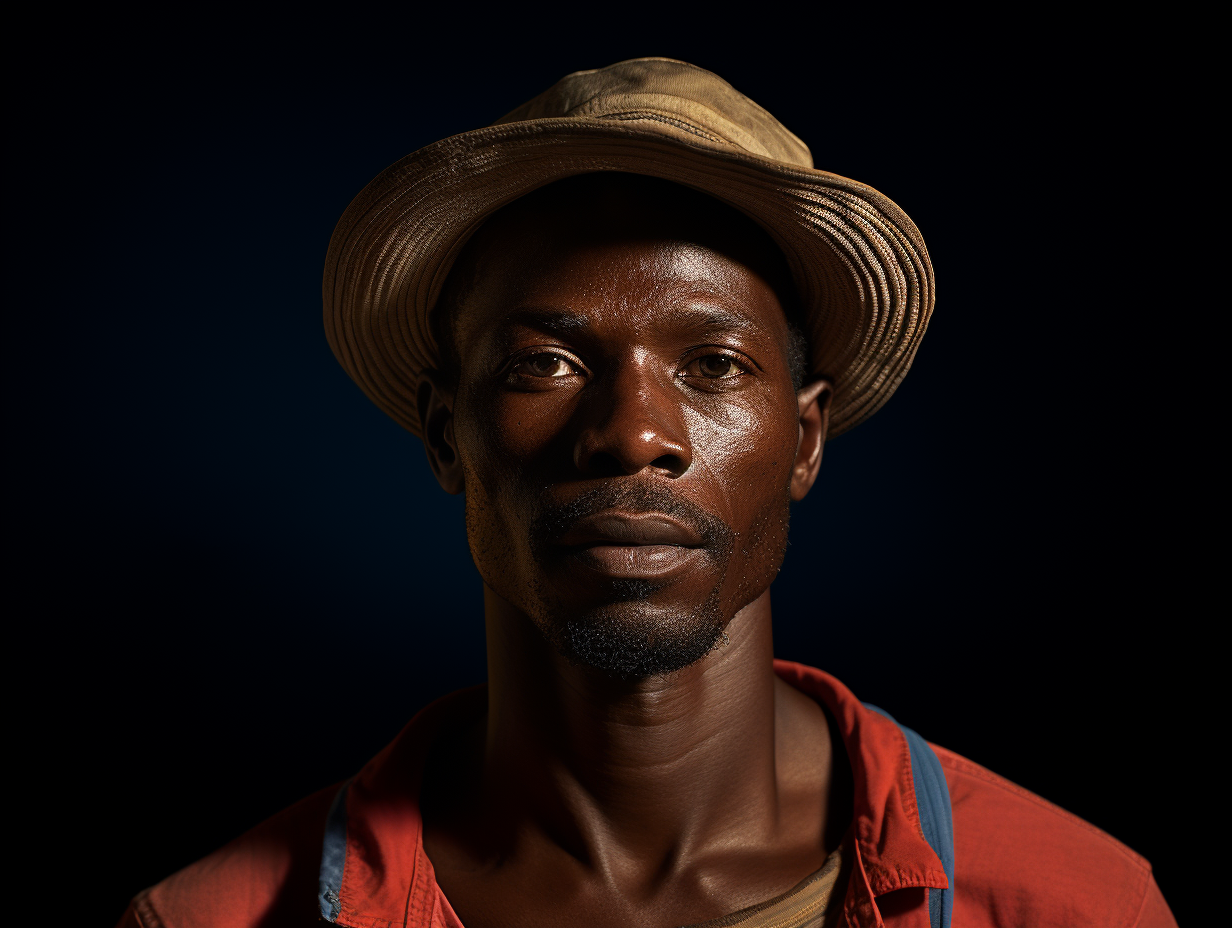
[482,586,786,875]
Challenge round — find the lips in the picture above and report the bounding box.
[556,513,705,548]
[553,512,707,580]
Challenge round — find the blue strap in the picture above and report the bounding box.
[863,704,953,928]
[317,779,351,923]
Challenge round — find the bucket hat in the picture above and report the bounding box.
[324,57,933,438]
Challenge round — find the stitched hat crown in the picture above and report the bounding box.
[494,58,814,168]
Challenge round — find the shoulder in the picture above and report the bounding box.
[117,783,338,928]
[932,744,1175,928]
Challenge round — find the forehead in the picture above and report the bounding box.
[457,237,789,355]
[447,174,796,345]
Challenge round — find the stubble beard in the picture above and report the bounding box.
[530,575,732,680]
[468,475,792,681]
[523,481,783,681]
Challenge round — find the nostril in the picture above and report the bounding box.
[651,454,687,477]
[580,450,629,478]
[576,449,688,478]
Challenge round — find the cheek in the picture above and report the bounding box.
[460,384,574,465]
[453,387,573,599]
[682,402,797,600]
[458,455,543,610]
[683,398,799,505]
[453,391,529,577]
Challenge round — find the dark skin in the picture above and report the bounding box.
[416,176,852,928]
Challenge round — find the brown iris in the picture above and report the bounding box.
[518,353,575,377]
[696,355,736,378]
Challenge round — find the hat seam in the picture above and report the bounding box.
[595,110,725,144]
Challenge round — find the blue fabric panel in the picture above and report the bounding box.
[863,704,953,928]
[318,779,351,923]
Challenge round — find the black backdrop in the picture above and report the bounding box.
[11,15,1201,926]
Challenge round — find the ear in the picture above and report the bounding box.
[790,378,832,502]
[416,370,465,495]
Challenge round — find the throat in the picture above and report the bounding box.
[420,587,849,926]
[469,589,829,866]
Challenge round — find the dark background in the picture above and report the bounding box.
[11,14,1205,926]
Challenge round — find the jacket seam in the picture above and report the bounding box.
[1128,872,1153,921]
[895,723,930,850]
[934,747,1151,874]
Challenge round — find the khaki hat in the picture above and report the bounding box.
[323,57,933,438]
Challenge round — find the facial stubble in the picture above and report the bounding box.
[468,479,792,680]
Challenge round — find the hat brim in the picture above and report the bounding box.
[323,117,933,438]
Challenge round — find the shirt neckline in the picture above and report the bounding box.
[320,660,947,928]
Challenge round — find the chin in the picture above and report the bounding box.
[534,594,729,680]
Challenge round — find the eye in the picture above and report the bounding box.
[682,352,748,381]
[510,352,580,379]
[696,355,737,378]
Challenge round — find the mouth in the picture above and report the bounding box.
[557,513,705,547]
[554,512,708,579]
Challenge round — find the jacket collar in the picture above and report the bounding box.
[321,662,946,927]
[773,660,949,926]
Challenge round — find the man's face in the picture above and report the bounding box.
[437,177,821,678]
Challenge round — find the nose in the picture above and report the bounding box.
[573,361,692,478]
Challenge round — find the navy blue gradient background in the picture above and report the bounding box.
[9,17,1203,925]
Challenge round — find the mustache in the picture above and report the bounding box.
[530,481,734,553]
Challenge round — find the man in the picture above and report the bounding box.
[119,58,1176,928]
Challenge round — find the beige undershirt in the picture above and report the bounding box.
[680,837,848,928]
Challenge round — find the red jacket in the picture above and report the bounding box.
[118,661,1176,927]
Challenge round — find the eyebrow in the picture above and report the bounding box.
[497,307,593,335]
[497,305,759,337]
[684,308,757,334]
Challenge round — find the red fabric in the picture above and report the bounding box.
[117,661,1176,928]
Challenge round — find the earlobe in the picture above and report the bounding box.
[416,370,465,495]
[790,378,832,502]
